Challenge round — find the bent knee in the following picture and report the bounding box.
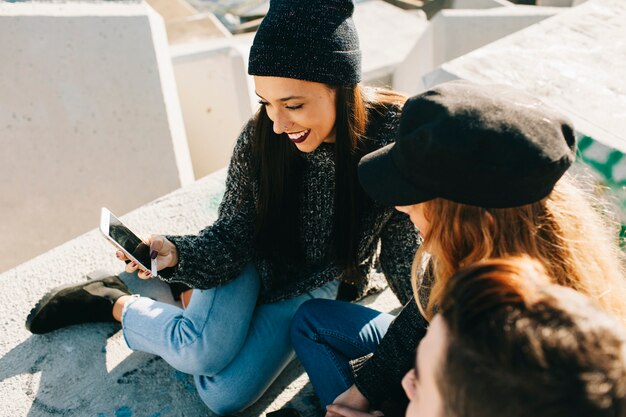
[168,340,237,376]
[290,298,333,343]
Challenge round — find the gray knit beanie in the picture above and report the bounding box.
[248,0,362,86]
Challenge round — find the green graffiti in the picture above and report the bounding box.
[578,135,626,247]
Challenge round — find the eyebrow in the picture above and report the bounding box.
[255,92,306,102]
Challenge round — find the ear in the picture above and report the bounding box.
[484,209,495,226]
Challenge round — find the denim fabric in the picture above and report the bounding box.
[290,299,395,407]
[122,264,339,416]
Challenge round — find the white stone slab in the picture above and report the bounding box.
[394,5,561,95]
[354,0,428,84]
[0,2,194,272]
[451,0,515,9]
[172,43,253,178]
[431,0,626,152]
[537,0,580,6]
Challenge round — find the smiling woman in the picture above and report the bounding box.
[255,76,337,152]
[24,0,421,415]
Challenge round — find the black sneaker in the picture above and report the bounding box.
[26,272,131,334]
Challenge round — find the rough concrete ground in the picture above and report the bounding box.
[0,169,402,417]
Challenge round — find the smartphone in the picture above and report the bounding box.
[99,207,157,276]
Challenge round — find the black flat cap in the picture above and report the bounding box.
[358,81,576,208]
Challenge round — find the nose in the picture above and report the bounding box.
[269,109,290,134]
[395,205,409,214]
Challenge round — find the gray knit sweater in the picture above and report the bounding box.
[160,104,420,304]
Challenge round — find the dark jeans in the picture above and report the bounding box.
[290,299,395,407]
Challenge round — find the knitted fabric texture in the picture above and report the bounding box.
[161,100,418,305]
[248,0,361,86]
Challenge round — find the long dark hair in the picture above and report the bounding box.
[253,84,405,283]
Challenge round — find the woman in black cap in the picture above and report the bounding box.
[25,0,420,414]
[291,81,626,417]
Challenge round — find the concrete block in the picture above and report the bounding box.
[145,0,231,45]
[354,0,429,85]
[172,43,253,178]
[0,2,194,272]
[392,22,436,94]
[450,0,515,9]
[432,0,626,153]
[537,0,576,5]
[394,5,560,94]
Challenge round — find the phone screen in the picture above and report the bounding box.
[106,212,152,270]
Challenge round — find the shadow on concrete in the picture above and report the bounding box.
[244,359,322,417]
[0,271,213,417]
[0,324,213,417]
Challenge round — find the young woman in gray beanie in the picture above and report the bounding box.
[291,81,626,417]
[25,0,420,414]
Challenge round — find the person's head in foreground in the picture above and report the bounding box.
[402,256,626,417]
[358,80,626,320]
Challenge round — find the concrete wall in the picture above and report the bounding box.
[393,5,561,95]
[537,0,587,6]
[0,3,194,272]
[145,0,231,45]
[451,0,514,9]
[354,0,428,83]
[172,44,253,179]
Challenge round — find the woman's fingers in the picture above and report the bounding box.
[126,260,153,279]
[125,261,139,273]
[137,268,152,279]
[326,405,383,417]
[149,234,164,259]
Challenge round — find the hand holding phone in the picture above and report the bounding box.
[118,234,178,279]
[100,208,159,277]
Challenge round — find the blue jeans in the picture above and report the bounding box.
[121,264,339,415]
[290,299,395,407]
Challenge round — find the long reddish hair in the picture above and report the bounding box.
[414,173,626,321]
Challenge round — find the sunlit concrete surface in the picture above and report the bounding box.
[354,0,428,86]
[393,4,562,95]
[171,45,252,179]
[0,168,401,417]
[0,2,194,273]
[450,0,514,8]
[426,0,626,153]
[538,0,588,6]
[145,0,231,45]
